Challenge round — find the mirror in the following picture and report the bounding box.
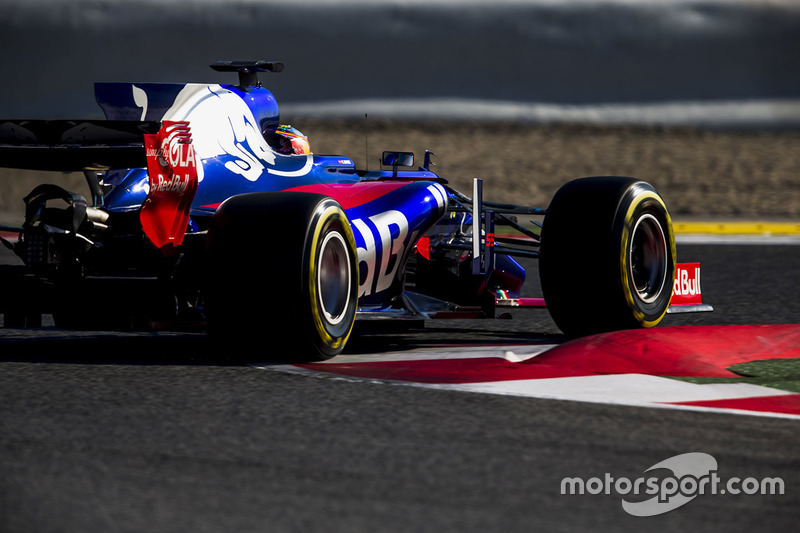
[382,151,414,168]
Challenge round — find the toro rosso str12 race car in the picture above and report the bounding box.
[0,61,711,361]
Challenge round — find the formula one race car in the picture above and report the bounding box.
[0,61,711,361]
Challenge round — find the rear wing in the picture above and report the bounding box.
[0,119,198,253]
[0,120,160,171]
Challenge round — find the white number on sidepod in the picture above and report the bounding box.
[351,210,409,297]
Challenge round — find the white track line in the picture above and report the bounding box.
[311,344,558,364]
[430,374,794,404]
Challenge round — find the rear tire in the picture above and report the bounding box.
[539,177,676,337]
[205,192,358,362]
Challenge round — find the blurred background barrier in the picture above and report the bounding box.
[1,0,799,127]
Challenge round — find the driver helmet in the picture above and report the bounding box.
[265,125,312,155]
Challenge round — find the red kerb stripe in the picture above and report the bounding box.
[667,394,800,416]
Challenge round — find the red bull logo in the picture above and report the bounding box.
[140,121,199,251]
[671,263,703,306]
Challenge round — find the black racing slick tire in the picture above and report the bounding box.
[538,177,676,337]
[205,192,359,362]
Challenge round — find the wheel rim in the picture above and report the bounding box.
[629,213,668,304]
[317,231,352,326]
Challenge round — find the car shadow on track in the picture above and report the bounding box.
[346,321,567,354]
[0,322,568,366]
[0,330,229,366]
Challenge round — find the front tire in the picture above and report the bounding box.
[539,177,676,337]
[205,192,358,361]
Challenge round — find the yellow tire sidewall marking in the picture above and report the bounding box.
[619,190,676,328]
[307,202,358,352]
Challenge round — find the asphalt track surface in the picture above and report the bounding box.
[1,241,798,532]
